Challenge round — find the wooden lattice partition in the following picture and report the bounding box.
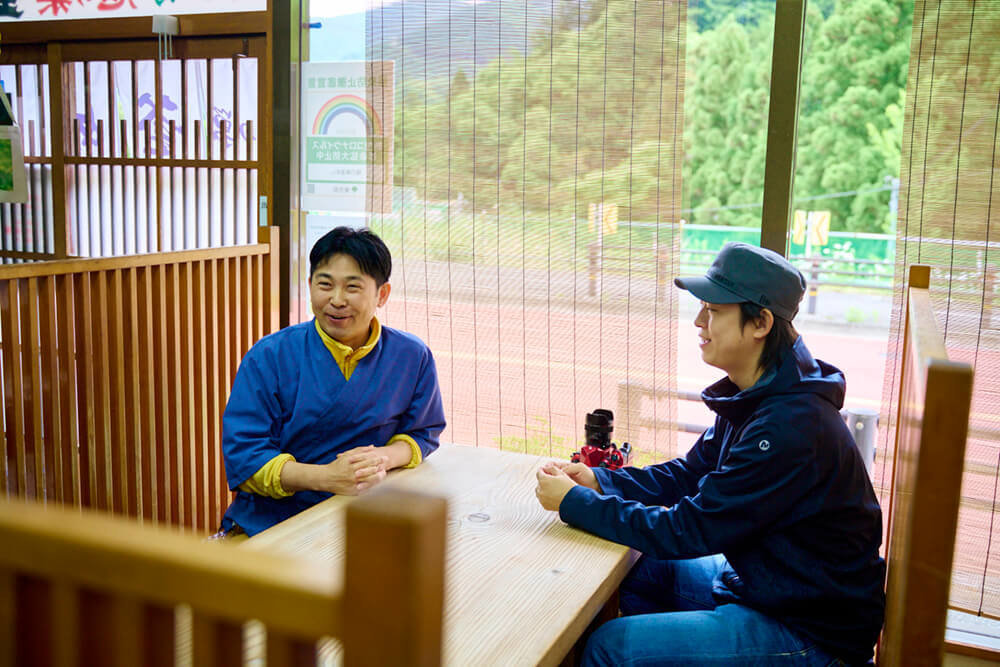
[0,227,280,533]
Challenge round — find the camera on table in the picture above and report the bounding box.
[570,409,632,470]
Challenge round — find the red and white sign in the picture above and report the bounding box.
[0,0,265,22]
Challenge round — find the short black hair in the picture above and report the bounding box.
[309,226,392,286]
[739,302,798,374]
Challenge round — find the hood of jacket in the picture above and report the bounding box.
[701,336,845,427]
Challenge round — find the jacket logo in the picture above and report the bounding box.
[758,439,770,451]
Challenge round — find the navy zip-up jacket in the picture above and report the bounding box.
[560,337,885,664]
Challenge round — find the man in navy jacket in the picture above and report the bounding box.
[536,242,885,665]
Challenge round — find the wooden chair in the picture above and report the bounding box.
[879,264,974,666]
[0,487,446,667]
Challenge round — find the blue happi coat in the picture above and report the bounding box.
[221,320,446,535]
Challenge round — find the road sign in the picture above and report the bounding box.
[793,210,831,247]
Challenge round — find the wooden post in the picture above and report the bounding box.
[759,0,807,257]
[343,489,447,667]
[46,44,70,259]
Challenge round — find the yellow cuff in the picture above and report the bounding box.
[387,434,422,469]
[239,453,296,498]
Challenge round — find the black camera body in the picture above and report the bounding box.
[570,409,633,470]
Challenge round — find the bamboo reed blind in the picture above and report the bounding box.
[879,0,1000,618]
[352,0,686,461]
[0,230,280,533]
[0,36,264,262]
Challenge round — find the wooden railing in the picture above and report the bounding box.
[0,228,279,533]
[0,487,446,666]
[879,265,974,666]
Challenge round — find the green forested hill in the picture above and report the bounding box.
[382,0,911,235]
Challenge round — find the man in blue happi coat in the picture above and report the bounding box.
[218,226,446,537]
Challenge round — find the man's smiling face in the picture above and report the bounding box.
[309,253,390,348]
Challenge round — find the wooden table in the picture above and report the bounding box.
[243,444,637,666]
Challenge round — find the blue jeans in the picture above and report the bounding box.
[582,554,846,666]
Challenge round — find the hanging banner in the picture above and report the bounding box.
[301,60,394,214]
[0,0,265,22]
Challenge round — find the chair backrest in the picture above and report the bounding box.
[0,228,280,533]
[880,264,974,666]
[0,487,446,667]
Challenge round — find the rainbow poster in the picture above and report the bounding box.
[311,94,383,137]
[302,61,393,215]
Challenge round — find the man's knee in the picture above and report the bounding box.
[581,617,629,667]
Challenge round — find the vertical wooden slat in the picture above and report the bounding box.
[207,60,216,247]
[24,279,43,499]
[229,256,240,384]
[240,256,252,359]
[107,60,116,160]
[74,273,96,508]
[220,257,232,411]
[59,276,82,507]
[207,58,215,163]
[154,54,164,176]
[144,119,155,252]
[179,261,196,530]
[246,120,255,241]
[121,119,129,254]
[152,265,169,522]
[194,121,202,248]
[219,120,228,245]
[217,257,233,527]
[233,56,241,162]
[37,277,59,502]
[36,62,48,159]
[47,44,69,259]
[110,269,128,514]
[168,118,176,252]
[110,595,143,667]
[191,613,242,667]
[14,281,31,497]
[266,632,316,667]
[253,251,263,343]
[208,259,223,523]
[83,62,93,160]
[94,271,113,511]
[96,118,106,255]
[138,267,157,522]
[15,575,52,667]
[166,263,183,526]
[142,603,175,667]
[0,570,14,667]
[262,227,280,334]
[78,588,114,663]
[72,119,83,253]
[0,281,23,496]
[131,59,139,164]
[50,579,80,667]
[123,267,142,519]
[191,261,210,530]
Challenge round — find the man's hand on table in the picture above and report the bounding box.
[282,445,390,495]
[535,461,601,511]
[549,461,601,492]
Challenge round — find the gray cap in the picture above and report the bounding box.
[674,242,806,321]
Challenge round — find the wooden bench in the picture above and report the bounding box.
[0,486,445,666]
[879,264,974,666]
